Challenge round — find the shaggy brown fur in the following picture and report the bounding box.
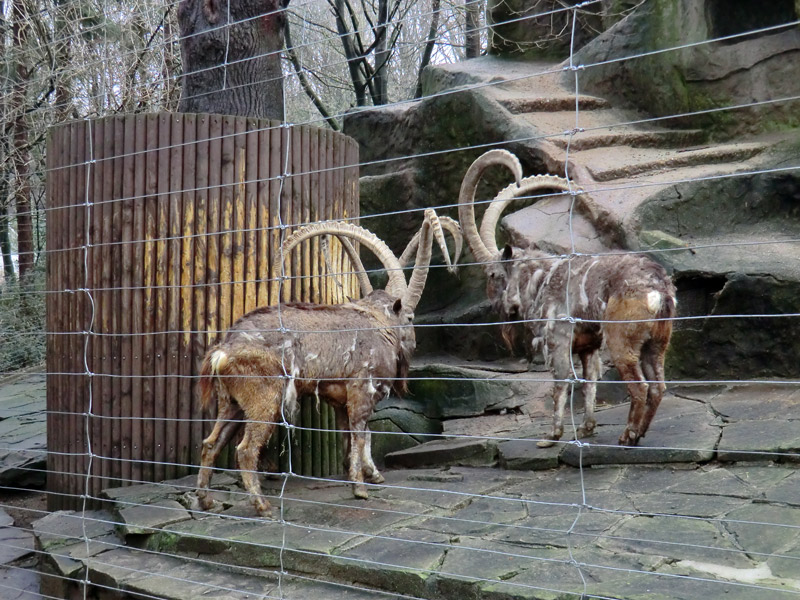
[501,247,676,446]
[196,290,414,516]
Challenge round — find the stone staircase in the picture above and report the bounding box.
[348,56,800,380]
[32,376,800,600]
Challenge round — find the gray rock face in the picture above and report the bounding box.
[570,1,800,136]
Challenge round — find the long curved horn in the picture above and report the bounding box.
[457,150,523,266]
[273,222,406,301]
[398,216,463,273]
[402,208,439,312]
[479,174,574,256]
[334,236,374,295]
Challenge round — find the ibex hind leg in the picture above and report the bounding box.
[638,341,668,438]
[196,387,242,511]
[605,328,648,447]
[237,419,277,517]
[577,350,601,439]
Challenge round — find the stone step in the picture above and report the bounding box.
[577,142,767,182]
[385,392,721,471]
[369,357,552,466]
[47,544,393,599]
[33,374,800,600]
[549,127,707,151]
[498,94,610,113]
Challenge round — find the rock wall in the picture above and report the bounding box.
[569,0,800,136]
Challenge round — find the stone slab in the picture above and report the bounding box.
[117,499,191,536]
[32,510,115,552]
[718,420,800,462]
[385,438,497,469]
[0,565,40,600]
[497,439,561,471]
[0,508,33,565]
[332,528,449,598]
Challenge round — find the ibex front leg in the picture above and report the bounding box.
[538,324,573,448]
[346,381,383,499]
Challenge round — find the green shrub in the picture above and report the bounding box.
[0,268,46,374]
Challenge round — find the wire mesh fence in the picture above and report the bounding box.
[1,0,799,598]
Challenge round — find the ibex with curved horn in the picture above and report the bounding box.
[196,209,455,516]
[458,150,676,447]
[329,215,463,297]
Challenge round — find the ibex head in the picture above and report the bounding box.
[457,149,576,321]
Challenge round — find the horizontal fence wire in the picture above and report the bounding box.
[0,0,799,599]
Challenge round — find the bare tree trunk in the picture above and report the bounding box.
[11,0,34,281]
[0,206,14,283]
[415,0,440,98]
[284,19,340,130]
[465,0,481,58]
[373,0,389,105]
[332,0,368,106]
[177,0,289,120]
[53,0,76,120]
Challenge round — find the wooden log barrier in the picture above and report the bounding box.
[45,114,360,510]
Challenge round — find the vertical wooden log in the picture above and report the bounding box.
[218,116,234,340]
[269,123,282,306]
[111,117,126,488]
[121,116,136,488]
[192,114,210,462]
[131,114,147,486]
[205,115,223,461]
[68,123,86,498]
[154,114,171,482]
[244,120,258,314]
[256,123,270,307]
[165,115,184,480]
[179,114,197,474]
[56,126,69,505]
[300,126,311,303]
[45,128,58,509]
[232,117,246,319]
[142,113,160,484]
[309,127,321,305]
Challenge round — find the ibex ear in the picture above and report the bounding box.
[393,298,403,315]
[202,0,221,24]
[502,245,513,261]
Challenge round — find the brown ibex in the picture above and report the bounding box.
[458,150,676,447]
[196,210,457,516]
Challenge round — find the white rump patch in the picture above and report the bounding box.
[646,290,661,313]
[209,350,228,374]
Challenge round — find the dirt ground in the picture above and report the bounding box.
[0,489,48,530]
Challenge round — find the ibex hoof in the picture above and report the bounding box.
[353,483,369,499]
[618,429,640,447]
[537,434,560,448]
[576,424,596,439]
[366,471,385,484]
[253,499,273,518]
[196,493,216,512]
